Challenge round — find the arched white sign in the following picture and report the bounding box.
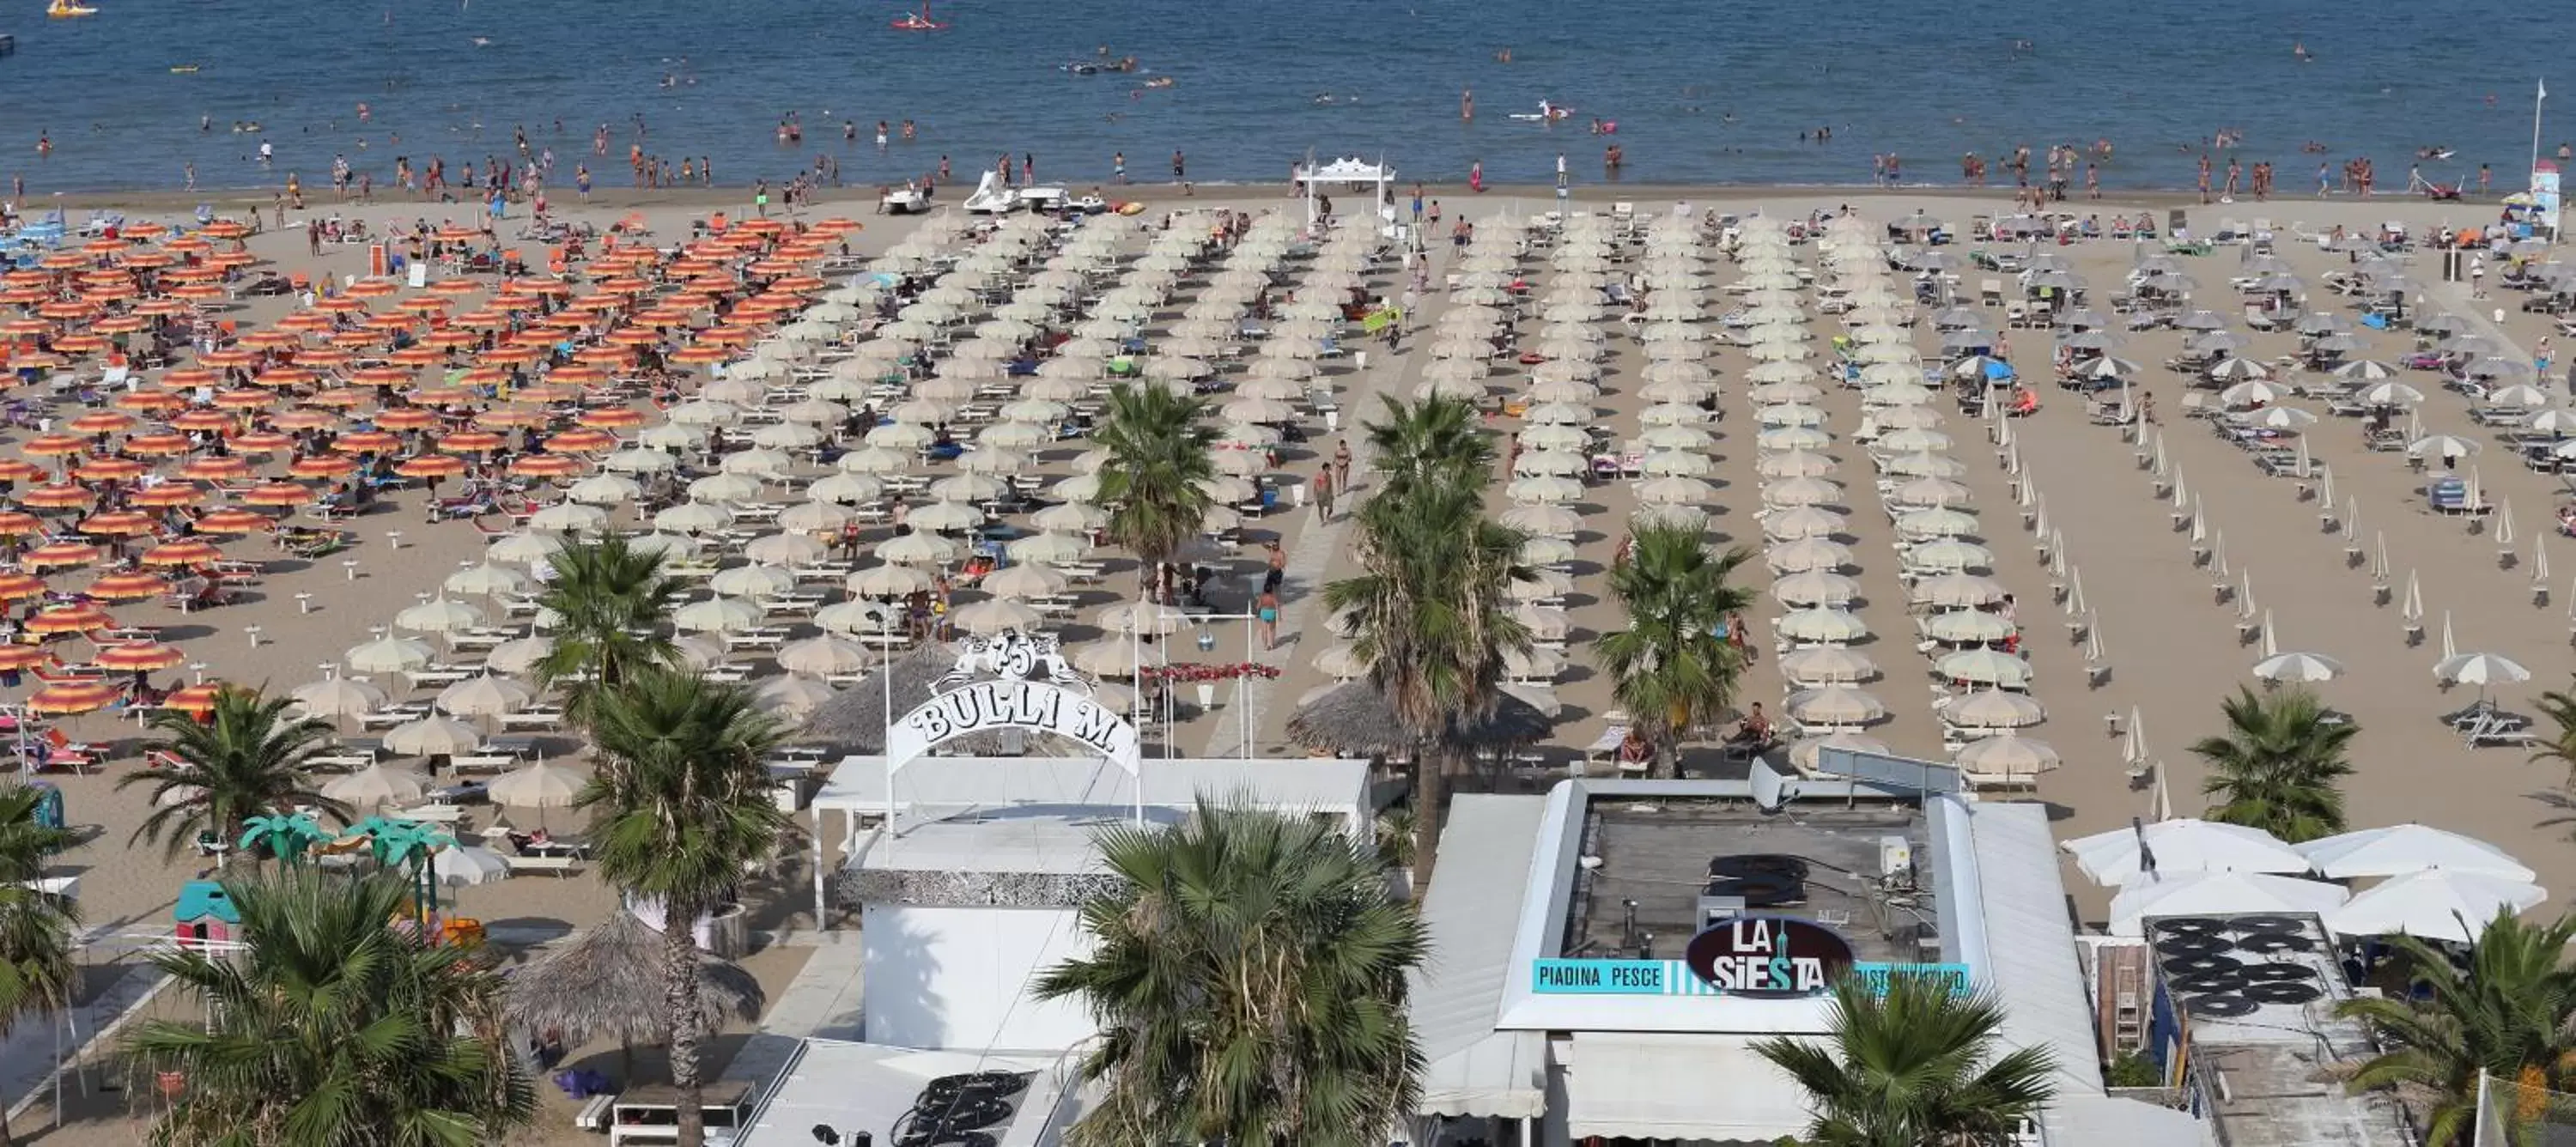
[886,677,1140,777]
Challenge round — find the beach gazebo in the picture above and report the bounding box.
[502,909,763,1080]
[1293,156,1398,236]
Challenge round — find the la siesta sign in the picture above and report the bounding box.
[1682,916,1857,998]
[886,678,1140,776]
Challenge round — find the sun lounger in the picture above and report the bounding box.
[506,854,581,877]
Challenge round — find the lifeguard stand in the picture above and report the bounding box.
[173,880,238,950]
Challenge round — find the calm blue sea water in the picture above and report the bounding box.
[0,0,2567,194]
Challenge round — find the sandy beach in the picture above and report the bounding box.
[9,178,2575,1141]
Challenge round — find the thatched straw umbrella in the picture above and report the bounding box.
[797,642,1092,756]
[502,910,763,1079]
[1282,681,1555,758]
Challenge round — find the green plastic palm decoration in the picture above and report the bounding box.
[238,811,331,865]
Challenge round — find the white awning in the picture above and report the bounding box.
[1565,1033,1814,1141]
[1411,795,1548,1120]
[1964,803,2111,1095]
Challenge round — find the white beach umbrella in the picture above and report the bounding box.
[756,675,840,719]
[951,598,1044,635]
[1499,504,1580,536]
[673,597,765,634]
[486,636,552,677]
[880,531,962,566]
[710,565,798,600]
[2434,652,2530,687]
[321,762,432,810]
[395,598,485,634]
[1911,574,2007,608]
[2064,818,2308,886]
[444,562,529,598]
[291,676,388,720]
[431,844,512,889]
[1950,731,2059,776]
[1942,688,2043,728]
[1777,607,1868,643]
[485,760,586,808]
[567,473,645,506]
[1787,685,1886,726]
[2300,825,2537,882]
[2323,871,2548,943]
[1935,648,2032,688]
[746,533,828,567]
[1772,570,1861,607]
[1787,731,1889,774]
[528,502,611,532]
[1757,450,1836,479]
[1777,646,1879,684]
[487,531,565,564]
[385,715,483,756]
[846,564,934,598]
[1764,506,1848,541]
[776,634,872,677]
[435,674,532,718]
[1765,537,1852,573]
[2107,871,2349,937]
[2251,651,2346,683]
[346,635,436,673]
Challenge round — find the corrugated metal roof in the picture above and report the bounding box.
[1967,801,2109,1095]
[1409,794,1550,1119]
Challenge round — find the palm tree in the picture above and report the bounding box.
[1034,798,1427,1147]
[1091,381,1218,597]
[2338,910,2576,1146]
[533,533,687,722]
[577,670,788,1147]
[1753,974,2058,1147]
[0,785,78,1147]
[119,689,349,867]
[2527,675,2576,787]
[1323,479,1529,882]
[2191,685,2358,843]
[122,869,534,1146]
[1363,394,1495,500]
[1597,525,1758,778]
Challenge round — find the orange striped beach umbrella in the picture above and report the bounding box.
[370,408,439,430]
[166,410,236,433]
[238,482,315,507]
[210,388,276,410]
[0,511,45,537]
[386,347,449,367]
[197,347,257,369]
[345,278,400,298]
[225,431,295,453]
[161,683,224,713]
[94,640,185,670]
[0,646,54,671]
[192,507,272,533]
[507,453,585,478]
[303,388,368,409]
[176,456,254,481]
[26,601,113,634]
[544,428,619,452]
[20,542,101,570]
[239,329,302,351]
[395,454,466,479]
[63,411,136,436]
[21,434,88,457]
[28,679,123,714]
[269,409,339,431]
[19,485,92,509]
[131,298,194,317]
[85,573,171,602]
[289,453,357,479]
[76,510,158,536]
[112,391,186,413]
[159,367,221,390]
[0,572,46,599]
[129,483,204,509]
[71,456,149,482]
[138,538,222,566]
[333,429,400,453]
[575,407,646,430]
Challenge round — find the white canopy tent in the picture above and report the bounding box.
[1295,155,1398,235]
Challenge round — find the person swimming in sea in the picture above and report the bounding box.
[2293,40,2311,61]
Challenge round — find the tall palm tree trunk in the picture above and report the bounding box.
[662,902,708,1147]
[1412,743,1443,888]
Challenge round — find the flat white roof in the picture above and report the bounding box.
[860,806,1181,876]
[816,755,1370,819]
[737,1040,1071,1147]
[1411,794,1549,1120]
[1951,802,2109,1095]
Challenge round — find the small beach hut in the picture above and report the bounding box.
[173,880,239,949]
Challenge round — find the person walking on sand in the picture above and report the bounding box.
[1333,439,1352,490]
[1257,588,1279,649]
[2470,253,2487,298]
[1313,464,1334,521]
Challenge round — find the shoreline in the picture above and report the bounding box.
[13,179,2516,216]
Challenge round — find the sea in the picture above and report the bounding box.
[0,0,2569,196]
